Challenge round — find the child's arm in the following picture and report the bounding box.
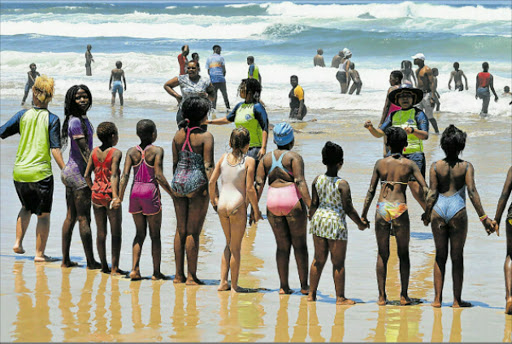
[110,149,123,209]
[172,137,179,174]
[309,176,319,220]
[122,70,127,90]
[466,162,496,235]
[340,180,368,230]
[208,154,224,212]
[462,71,468,90]
[448,71,454,89]
[246,157,263,222]
[255,154,268,201]
[361,160,380,224]
[51,148,66,170]
[84,152,95,189]
[75,137,91,166]
[109,71,113,90]
[119,148,134,202]
[203,132,215,181]
[493,166,512,234]
[423,162,438,226]
[291,154,311,209]
[153,146,173,197]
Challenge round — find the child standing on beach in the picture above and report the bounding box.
[361,127,428,305]
[308,141,368,305]
[84,122,125,275]
[423,125,496,308]
[209,127,263,293]
[119,119,174,280]
[21,63,40,106]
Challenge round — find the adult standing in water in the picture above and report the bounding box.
[164,60,215,124]
[178,45,189,76]
[314,49,325,67]
[256,123,311,294]
[331,50,343,69]
[170,96,214,285]
[412,53,439,133]
[206,45,230,113]
[448,62,468,91]
[475,62,498,116]
[85,44,94,76]
[0,75,65,262]
[289,75,307,120]
[336,48,352,94]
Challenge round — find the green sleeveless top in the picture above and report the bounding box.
[234,103,263,148]
[248,64,260,82]
[391,108,423,154]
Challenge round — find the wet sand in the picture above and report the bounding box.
[1,99,511,342]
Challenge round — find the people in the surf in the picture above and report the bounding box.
[412,53,440,134]
[164,60,215,124]
[85,44,94,76]
[21,63,40,106]
[400,60,416,86]
[314,49,325,67]
[431,68,441,112]
[170,96,214,285]
[191,52,200,71]
[308,141,368,305]
[331,50,344,69]
[206,45,230,113]
[0,75,65,262]
[336,48,352,94]
[448,62,468,91]
[109,61,127,106]
[119,119,174,281]
[84,121,125,275]
[364,83,430,210]
[209,127,263,293]
[493,165,512,314]
[247,56,262,84]
[178,45,189,76]
[289,75,307,120]
[423,125,496,308]
[255,122,311,295]
[361,127,429,306]
[475,62,499,116]
[348,62,362,95]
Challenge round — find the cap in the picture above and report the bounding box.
[273,122,294,146]
[411,53,425,60]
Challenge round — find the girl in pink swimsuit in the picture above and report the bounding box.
[255,122,312,295]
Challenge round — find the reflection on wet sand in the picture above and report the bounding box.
[449,309,462,343]
[170,284,202,342]
[330,304,350,342]
[13,261,52,342]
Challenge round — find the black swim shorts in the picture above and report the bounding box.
[404,152,426,182]
[14,176,54,215]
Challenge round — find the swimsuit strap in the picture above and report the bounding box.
[381,180,409,186]
[103,147,116,166]
[270,151,292,175]
[182,126,201,152]
[92,147,100,165]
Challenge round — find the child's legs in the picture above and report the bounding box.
[172,195,189,282]
[35,213,50,260]
[185,194,209,283]
[228,208,247,290]
[268,213,292,293]
[218,214,231,289]
[328,239,349,301]
[111,92,116,105]
[393,211,411,300]
[119,92,124,106]
[93,205,109,270]
[431,211,449,306]
[73,187,98,268]
[14,206,31,252]
[107,206,123,272]
[308,234,329,300]
[62,187,78,265]
[131,213,147,276]
[447,210,468,305]
[375,214,391,303]
[287,202,309,292]
[147,211,163,277]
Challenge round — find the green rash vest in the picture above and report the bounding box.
[227,102,269,148]
[389,108,425,154]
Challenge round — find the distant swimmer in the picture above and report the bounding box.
[289,75,307,120]
[331,50,344,69]
[412,53,439,134]
[448,62,468,91]
[336,48,352,94]
[348,62,362,95]
[247,56,262,84]
[85,44,94,76]
[432,68,441,112]
[206,45,230,112]
[313,49,325,67]
[475,62,498,116]
[191,52,200,71]
[21,63,40,106]
[400,60,416,87]
[178,45,190,76]
[109,61,127,106]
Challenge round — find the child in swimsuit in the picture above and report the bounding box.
[423,125,496,308]
[361,127,428,306]
[84,122,125,275]
[493,165,512,314]
[170,95,215,285]
[209,127,263,293]
[255,122,311,294]
[308,142,368,305]
[119,119,174,281]
[60,85,101,269]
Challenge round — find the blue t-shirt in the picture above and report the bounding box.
[205,53,226,83]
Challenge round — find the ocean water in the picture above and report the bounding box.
[1,0,511,117]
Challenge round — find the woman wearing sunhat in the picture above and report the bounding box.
[364,84,430,209]
[336,48,352,94]
[255,122,312,295]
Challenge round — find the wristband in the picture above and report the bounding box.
[479,214,488,222]
[410,127,415,133]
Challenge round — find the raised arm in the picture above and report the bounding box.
[466,162,495,235]
[361,161,381,223]
[246,157,263,222]
[110,149,123,208]
[291,154,311,209]
[494,166,512,231]
[163,77,182,104]
[364,120,385,138]
[153,147,173,197]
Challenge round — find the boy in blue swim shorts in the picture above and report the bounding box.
[109,61,127,106]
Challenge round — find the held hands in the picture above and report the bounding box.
[364,120,373,129]
[493,220,500,236]
[421,212,430,226]
[253,209,264,223]
[110,198,122,210]
[360,217,370,230]
[257,147,266,160]
[482,218,496,236]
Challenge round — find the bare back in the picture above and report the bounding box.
[128,145,160,167]
[111,68,124,81]
[262,150,300,187]
[416,65,432,92]
[376,155,415,203]
[432,159,468,195]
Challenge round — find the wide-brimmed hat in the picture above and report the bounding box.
[273,122,294,146]
[388,84,423,106]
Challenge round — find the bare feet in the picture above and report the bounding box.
[13,244,25,254]
[111,268,128,276]
[279,287,293,295]
[152,272,165,280]
[34,255,58,263]
[130,270,142,281]
[87,261,102,270]
[186,276,205,285]
[452,300,472,308]
[307,292,317,302]
[300,286,310,295]
[61,260,79,268]
[101,266,111,274]
[218,281,231,291]
[232,286,256,293]
[377,296,388,306]
[400,295,412,306]
[173,274,186,284]
[336,297,356,305]
[505,299,512,315]
[431,299,442,308]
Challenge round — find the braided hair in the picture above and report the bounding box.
[61,85,93,149]
[321,141,344,166]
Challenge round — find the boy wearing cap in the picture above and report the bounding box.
[412,53,440,134]
[364,84,429,210]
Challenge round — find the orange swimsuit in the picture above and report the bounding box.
[91,147,118,208]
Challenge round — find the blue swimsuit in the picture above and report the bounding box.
[433,162,469,223]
